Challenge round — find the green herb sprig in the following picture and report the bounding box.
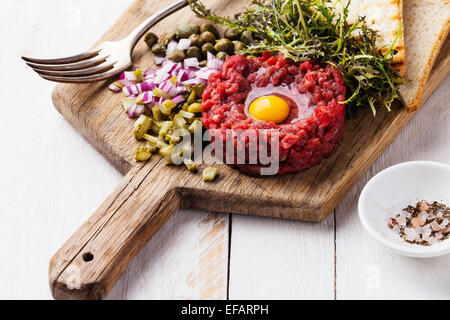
[189,0,406,115]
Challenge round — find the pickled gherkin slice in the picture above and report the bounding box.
[158,121,173,138]
[203,167,218,181]
[134,115,152,141]
[192,84,205,97]
[179,110,195,119]
[151,123,160,135]
[135,92,145,105]
[188,119,203,134]
[187,91,196,105]
[143,134,160,145]
[135,146,152,162]
[183,159,198,172]
[146,142,157,153]
[122,97,136,113]
[159,144,174,157]
[152,105,164,121]
[187,103,202,114]
[156,140,169,150]
[166,134,181,144]
[153,88,172,99]
[160,100,177,115]
[173,114,187,128]
[133,69,144,83]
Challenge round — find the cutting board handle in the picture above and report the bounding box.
[49,164,180,300]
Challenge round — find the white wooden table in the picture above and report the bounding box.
[1,0,449,300]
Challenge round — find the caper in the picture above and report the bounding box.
[186,47,203,60]
[176,24,200,39]
[224,28,241,40]
[189,34,204,48]
[216,51,228,61]
[167,49,185,63]
[240,30,253,45]
[163,32,177,45]
[233,40,246,53]
[200,31,216,44]
[201,42,215,55]
[152,43,167,57]
[214,38,234,55]
[144,32,158,49]
[200,23,220,38]
[199,60,207,68]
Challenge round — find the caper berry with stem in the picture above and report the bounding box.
[152,43,166,57]
[144,32,158,49]
[186,47,203,60]
[200,23,219,38]
[176,24,200,39]
[200,31,216,44]
[214,38,234,55]
[201,43,215,55]
[167,49,185,62]
[224,28,241,40]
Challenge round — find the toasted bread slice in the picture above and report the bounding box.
[399,0,450,111]
[342,0,407,76]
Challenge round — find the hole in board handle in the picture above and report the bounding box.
[82,252,94,262]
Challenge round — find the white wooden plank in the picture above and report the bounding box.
[107,210,229,300]
[0,0,230,300]
[336,77,450,300]
[0,0,133,300]
[229,214,335,300]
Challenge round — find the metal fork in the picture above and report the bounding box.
[22,0,189,83]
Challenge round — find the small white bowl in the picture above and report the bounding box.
[358,161,450,258]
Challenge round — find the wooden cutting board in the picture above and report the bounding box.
[48,0,450,299]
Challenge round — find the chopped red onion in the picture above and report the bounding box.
[172,63,182,75]
[128,104,137,118]
[124,71,139,83]
[142,91,156,104]
[128,104,144,118]
[177,39,192,51]
[172,95,185,104]
[195,68,217,80]
[177,69,190,82]
[123,81,157,96]
[134,105,144,118]
[176,86,187,95]
[181,78,208,86]
[108,83,122,93]
[207,51,224,70]
[153,56,165,66]
[184,58,200,68]
[167,40,178,55]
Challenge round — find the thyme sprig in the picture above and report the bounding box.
[189,0,406,115]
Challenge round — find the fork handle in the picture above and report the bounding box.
[126,0,190,51]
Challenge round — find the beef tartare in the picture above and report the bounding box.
[202,53,347,175]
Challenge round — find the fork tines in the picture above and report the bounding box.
[22,50,117,83]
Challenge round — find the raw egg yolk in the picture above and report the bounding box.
[249,96,290,124]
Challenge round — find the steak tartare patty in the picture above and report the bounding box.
[202,53,347,175]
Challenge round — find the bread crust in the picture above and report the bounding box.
[407,21,449,112]
[401,0,450,112]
